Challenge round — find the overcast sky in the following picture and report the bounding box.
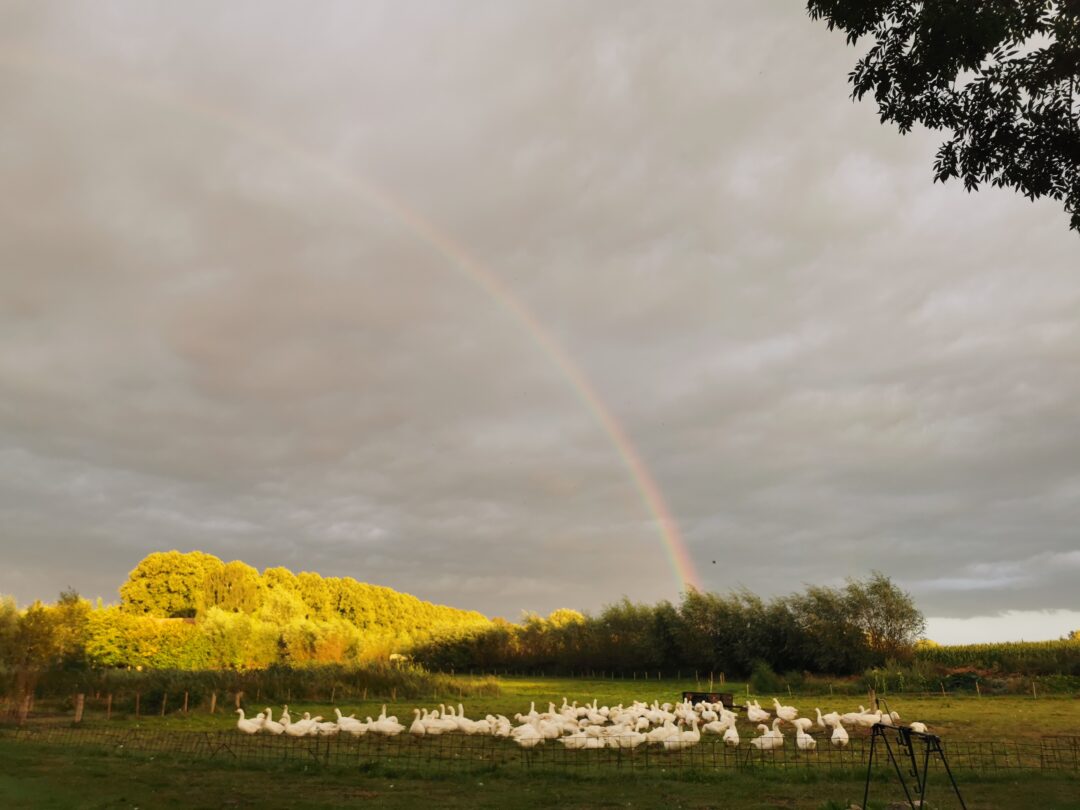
[2,1,1078,643]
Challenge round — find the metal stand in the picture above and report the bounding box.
[862,721,967,809]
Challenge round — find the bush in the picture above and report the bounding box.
[749,660,783,693]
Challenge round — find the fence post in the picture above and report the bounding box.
[106,693,113,721]
[17,691,30,726]
[209,691,217,715]
[161,692,168,717]
[183,691,189,715]
[234,691,243,710]
[74,693,85,724]
[135,691,141,718]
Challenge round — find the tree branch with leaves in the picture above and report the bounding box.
[808,0,1080,232]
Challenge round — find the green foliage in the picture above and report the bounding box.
[0,596,18,663]
[413,574,926,678]
[203,560,262,614]
[749,660,783,693]
[844,571,925,662]
[807,0,1080,232]
[10,602,59,670]
[77,552,488,671]
[84,607,211,670]
[119,550,223,617]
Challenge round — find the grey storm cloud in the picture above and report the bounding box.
[1,1,1078,624]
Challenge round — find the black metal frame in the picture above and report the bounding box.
[862,717,967,809]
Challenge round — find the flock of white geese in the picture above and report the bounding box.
[235,696,930,751]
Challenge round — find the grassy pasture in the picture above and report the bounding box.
[5,676,1078,808]
[1,738,1078,809]
[48,675,1080,744]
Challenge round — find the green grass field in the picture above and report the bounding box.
[69,675,1080,743]
[1,740,1078,809]
[4,676,1079,808]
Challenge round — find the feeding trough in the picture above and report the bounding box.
[681,691,735,710]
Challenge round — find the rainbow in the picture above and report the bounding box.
[0,46,703,593]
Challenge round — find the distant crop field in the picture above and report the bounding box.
[915,639,1080,675]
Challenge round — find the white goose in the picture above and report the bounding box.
[409,708,426,736]
[746,701,771,723]
[722,724,740,747]
[235,708,261,735]
[646,719,679,744]
[796,727,817,751]
[663,718,701,751]
[261,708,285,735]
[830,720,850,748]
[511,721,543,748]
[772,698,798,723]
[369,714,405,736]
[840,706,867,726]
[854,710,882,729]
[750,723,780,750]
[815,708,831,731]
[334,708,366,735]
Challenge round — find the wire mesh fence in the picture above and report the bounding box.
[2,725,1078,773]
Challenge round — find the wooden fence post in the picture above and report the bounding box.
[182,691,189,715]
[209,691,217,715]
[134,692,141,719]
[17,691,30,726]
[74,693,85,724]
[160,692,168,717]
[234,691,243,710]
[106,693,113,721]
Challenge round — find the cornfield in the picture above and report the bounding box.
[915,639,1080,675]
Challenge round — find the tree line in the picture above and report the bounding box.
[0,551,491,673]
[0,553,925,680]
[410,573,925,678]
